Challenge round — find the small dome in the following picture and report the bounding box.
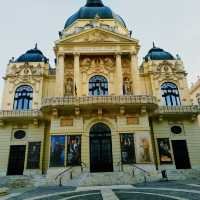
[144,44,175,61]
[15,44,48,63]
[64,0,126,29]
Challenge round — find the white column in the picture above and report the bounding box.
[130,52,140,95]
[116,53,123,95]
[74,53,80,96]
[56,54,65,96]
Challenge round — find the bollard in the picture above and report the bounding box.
[59,177,62,187]
[161,170,168,181]
[70,171,73,180]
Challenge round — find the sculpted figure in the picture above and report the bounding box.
[65,78,74,96]
[123,78,132,95]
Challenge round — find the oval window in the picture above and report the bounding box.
[171,126,182,134]
[14,130,26,139]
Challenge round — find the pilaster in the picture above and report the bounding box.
[56,54,65,96]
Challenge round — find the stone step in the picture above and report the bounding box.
[62,172,160,187]
[0,187,9,196]
[163,169,187,180]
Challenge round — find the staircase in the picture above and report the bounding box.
[63,172,137,186]
[57,164,160,187]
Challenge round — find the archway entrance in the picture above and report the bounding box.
[90,123,113,172]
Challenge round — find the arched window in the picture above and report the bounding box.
[13,85,33,110]
[89,75,108,96]
[161,82,181,106]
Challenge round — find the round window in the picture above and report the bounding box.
[14,130,26,139]
[171,126,182,134]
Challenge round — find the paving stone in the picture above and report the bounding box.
[5,181,200,200]
[101,189,119,200]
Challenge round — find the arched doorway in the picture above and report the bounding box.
[90,123,113,172]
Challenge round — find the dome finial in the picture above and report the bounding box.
[35,43,38,49]
[86,0,104,7]
[153,41,156,48]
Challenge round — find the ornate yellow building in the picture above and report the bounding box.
[0,0,200,180]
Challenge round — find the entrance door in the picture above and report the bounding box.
[7,145,26,175]
[172,140,191,169]
[90,123,113,172]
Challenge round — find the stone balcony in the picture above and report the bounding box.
[41,95,158,113]
[0,110,42,125]
[154,105,200,119]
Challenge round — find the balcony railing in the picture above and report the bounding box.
[0,110,42,119]
[156,106,200,115]
[41,95,158,108]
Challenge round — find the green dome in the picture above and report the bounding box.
[64,0,126,29]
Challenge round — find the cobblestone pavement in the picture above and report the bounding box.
[2,181,200,200]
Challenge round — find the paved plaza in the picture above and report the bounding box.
[2,181,200,200]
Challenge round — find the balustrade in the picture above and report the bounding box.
[0,110,42,119]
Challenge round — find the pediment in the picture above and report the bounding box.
[57,28,138,44]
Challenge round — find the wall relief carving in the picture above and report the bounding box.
[64,57,74,78]
[122,57,131,76]
[80,56,115,74]
[9,63,42,76]
[156,61,174,74]
[73,31,119,42]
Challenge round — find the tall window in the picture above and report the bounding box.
[198,98,200,106]
[161,82,181,106]
[13,85,33,110]
[196,93,200,105]
[89,75,108,96]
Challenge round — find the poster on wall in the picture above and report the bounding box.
[27,142,41,169]
[67,135,81,166]
[157,138,172,164]
[135,133,152,163]
[50,135,65,167]
[120,134,135,164]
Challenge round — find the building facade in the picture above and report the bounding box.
[190,78,200,106]
[0,0,200,178]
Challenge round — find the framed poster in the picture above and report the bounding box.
[135,134,151,163]
[120,134,135,164]
[157,138,173,164]
[67,135,81,166]
[50,135,65,167]
[27,142,41,169]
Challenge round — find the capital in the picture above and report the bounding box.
[73,52,80,56]
[57,53,65,58]
[129,51,137,56]
[115,51,122,56]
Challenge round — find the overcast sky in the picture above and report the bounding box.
[0,0,199,103]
